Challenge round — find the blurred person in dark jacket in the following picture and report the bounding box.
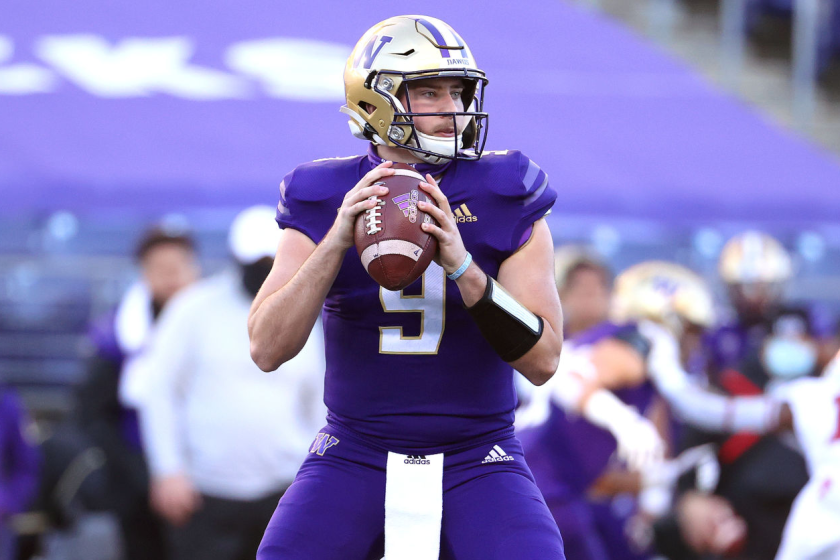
[0,386,39,560]
[77,226,200,560]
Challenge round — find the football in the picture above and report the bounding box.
[354,163,438,291]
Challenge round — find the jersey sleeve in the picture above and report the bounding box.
[275,167,332,244]
[512,153,557,251]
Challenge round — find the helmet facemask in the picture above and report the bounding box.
[369,69,489,164]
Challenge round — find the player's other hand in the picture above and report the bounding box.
[327,161,395,250]
[150,473,203,527]
[417,174,468,275]
[613,414,666,472]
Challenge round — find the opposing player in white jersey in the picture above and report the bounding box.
[773,352,840,560]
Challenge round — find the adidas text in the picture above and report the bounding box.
[404,455,430,465]
[481,455,514,463]
[482,445,514,464]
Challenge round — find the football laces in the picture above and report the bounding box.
[364,196,385,235]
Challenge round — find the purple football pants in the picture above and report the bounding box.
[257,424,565,560]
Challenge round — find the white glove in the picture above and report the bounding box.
[613,412,667,472]
[638,320,686,394]
[583,390,665,472]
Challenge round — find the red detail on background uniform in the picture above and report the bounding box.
[718,369,763,464]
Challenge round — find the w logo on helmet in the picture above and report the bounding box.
[652,276,679,296]
[353,35,393,69]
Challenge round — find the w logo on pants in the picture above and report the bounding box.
[310,433,340,456]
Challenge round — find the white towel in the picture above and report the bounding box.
[384,452,444,560]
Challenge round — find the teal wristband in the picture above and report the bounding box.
[447,252,473,281]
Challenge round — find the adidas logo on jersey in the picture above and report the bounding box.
[481,445,514,464]
[452,204,478,223]
[404,455,430,465]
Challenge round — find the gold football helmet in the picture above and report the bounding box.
[341,15,488,164]
[611,261,715,335]
[718,231,792,285]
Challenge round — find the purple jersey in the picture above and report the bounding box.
[702,304,830,377]
[702,322,766,376]
[276,148,555,451]
[0,388,39,518]
[87,311,143,450]
[519,322,655,500]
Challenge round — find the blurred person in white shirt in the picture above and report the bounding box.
[79,226,200,560]
[121,206,326,560]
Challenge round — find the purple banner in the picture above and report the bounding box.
[2,0,840,225]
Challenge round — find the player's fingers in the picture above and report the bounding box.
[348,184,389,205]
[418,177,453,214]
[417,201,452,230]
[343,186,387,212]
[421,221,447,243]
[346,197,381,219]
[351,163,395,194]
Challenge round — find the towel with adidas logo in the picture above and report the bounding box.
[384,451,444,560]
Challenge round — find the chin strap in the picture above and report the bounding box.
[414,131,462,164]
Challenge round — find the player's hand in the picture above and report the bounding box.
[150,473,202,527]
[612,414,666,472]
[417,174,468,275]
[326,161,395,250]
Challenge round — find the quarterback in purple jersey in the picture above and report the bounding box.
[248,15,565,560]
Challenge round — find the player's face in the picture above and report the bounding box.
[141,243,200,306]
[727,281,781,322]
[402,78,468,137]
[559,266,611,334]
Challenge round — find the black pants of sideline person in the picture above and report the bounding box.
[167,490,285,560]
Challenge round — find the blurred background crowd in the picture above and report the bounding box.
[2,0,840,559]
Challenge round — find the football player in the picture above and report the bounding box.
[658,350,840,560]
[704,231,833,378]
[695,231,819,558]
[772,351,840,560]
[516,262,782,560]
[248,15,565,560]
